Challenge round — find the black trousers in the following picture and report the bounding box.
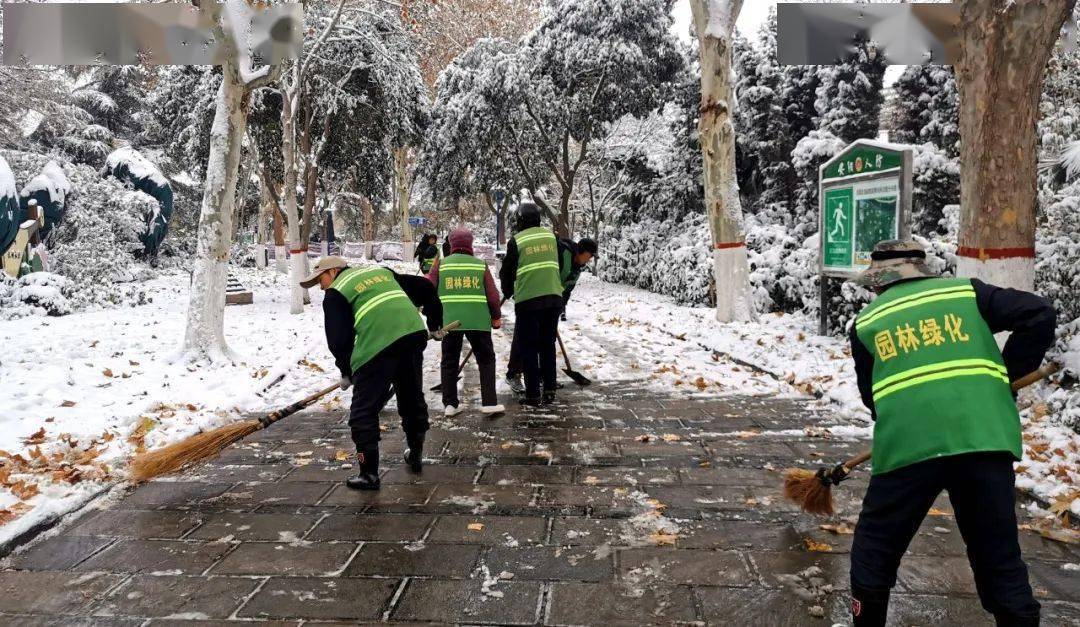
[348,331,429,466]
[850,451,1039,627]
[506,306,562,379]
[441,330,497,407]
[514,306,560,398]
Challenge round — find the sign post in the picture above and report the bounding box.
[818,140,913,335]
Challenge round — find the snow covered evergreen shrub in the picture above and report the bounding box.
[911,143,960,236]
[600,214,712,306]
[791,130,844,238]
[1037,184,1080,321]
[0,272,73,318]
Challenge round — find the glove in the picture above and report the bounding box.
[492,318,503,329]
[431,328,448,341]
[339,376,352,391]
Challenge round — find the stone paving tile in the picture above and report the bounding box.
[478,464,574,486]
[392,578,541,624]
[426,515,546,546]
[0,616,143,626]
[185,512,321,542]
[896,555,979,596]
[68,509,204,539]
[279,463,356,483]
[575,467,678,486]
[0,571,122,615]
[94,574,259,619]
[619,548,753,587]
[238,577,399,621]
[678,466,781,487]
[73,539,232,575]
[381,465,478,485]
[549,517,625,547]
[428,484,536,514]
[212,481,333,508]
[484,545,612,582]
[306,513,434,542]
[749,550,851,591]
[177,463,294,484]
[210,542,357,577]
[343,542,481,578]
[1027,558,1080,600]
[117,482,234,508]
[546,582,698,625]
[320,483,436,509]
[676,519,801,551]
[8,535,113,570]
[695,586,849,625]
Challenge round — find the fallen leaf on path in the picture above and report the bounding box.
[927,507,953,517]
[334,450,350,462]
[661,434,681,442]
[468,523,485,532]
[22,428,46,445]
[649,530,677,546]
[819,522,855,535]
[804,538,833,553]
[60,400,76,408]
[10,481,39,500]
[102,368,114,378]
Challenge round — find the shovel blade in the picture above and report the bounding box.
[564,368,592,386]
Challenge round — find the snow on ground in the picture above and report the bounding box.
[0,264,1076,547]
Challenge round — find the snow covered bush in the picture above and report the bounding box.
[791,130,845,239]
[911,143,960,236]
[600,214,713,306]
[1037,184,1080,321]
[0,272,73,318]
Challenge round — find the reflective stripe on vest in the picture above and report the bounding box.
[854,277,1021,475]
[513,227,562,303]
[331,267,426,372]
[437,253,491,331]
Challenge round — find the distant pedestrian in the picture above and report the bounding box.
[847,240,1056,627]
[499,203,563,406]
[414,234,439,274]
[302,256,444,491]
[428,228,504,417]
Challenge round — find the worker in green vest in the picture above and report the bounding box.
[499,202,564,406]
[414,234,439,274]
[847,240,1056,627]
[427,228,505,416]
[301,256,444,491]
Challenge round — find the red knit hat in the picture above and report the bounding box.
[448,228,474,254]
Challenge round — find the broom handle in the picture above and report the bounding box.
[261,382,341,427]
[841,362,1060,472]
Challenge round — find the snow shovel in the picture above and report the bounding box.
[556,330,592,386]
[782,361,1061,516]
[432,348,473,392]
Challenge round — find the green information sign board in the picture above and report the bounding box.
[818,140,912,278]
[818,140,913,334]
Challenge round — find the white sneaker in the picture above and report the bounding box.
[480,404,505,415]
[444,404,462,417]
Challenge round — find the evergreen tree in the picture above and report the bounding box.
[814,37,886,143]
[892,65,960,158]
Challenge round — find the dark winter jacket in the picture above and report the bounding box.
[558,238,586,307]
[499,229,567,313]
[849,278,1056,420]
[324,268,444,378]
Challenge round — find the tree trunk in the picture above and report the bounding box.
[182,76,249,359]
[394,146,413,259]
[255,174,269,270]
[690,0,752,323]
[280,78,307,314]
[954,0,1075,290]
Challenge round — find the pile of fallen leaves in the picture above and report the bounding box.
[0,428,116,524]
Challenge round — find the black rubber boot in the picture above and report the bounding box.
[850,587,889,627]
[346,449,380,490]
[404,435,424,474]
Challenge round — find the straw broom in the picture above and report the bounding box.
[130,322,461,483]
[129,382,341,482]
[783,362,1061,516]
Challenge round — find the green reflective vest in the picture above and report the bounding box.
[420,249,439,273]
[513,226,562,303]
[854,277,1021,475]
[437,253,491,331]
[331,266,426,372]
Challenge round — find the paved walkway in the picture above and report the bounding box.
[2,380,1079,625]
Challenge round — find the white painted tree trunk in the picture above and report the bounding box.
[255,176,269,270]
[690,0,752,322]
[954,0,1076,291]
[182,78,248,359]
[395,146,413,261]
[280,76,306,314]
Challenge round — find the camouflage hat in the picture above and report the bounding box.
[855,240,936,289]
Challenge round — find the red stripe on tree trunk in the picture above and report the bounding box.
[714,241,745,250]
[956,246,1035,260]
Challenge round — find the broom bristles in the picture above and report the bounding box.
[783,468,835,516]
[129,420,261,483]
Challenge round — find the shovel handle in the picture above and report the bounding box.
[840,362,1061,474]
[556,330,574,371]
